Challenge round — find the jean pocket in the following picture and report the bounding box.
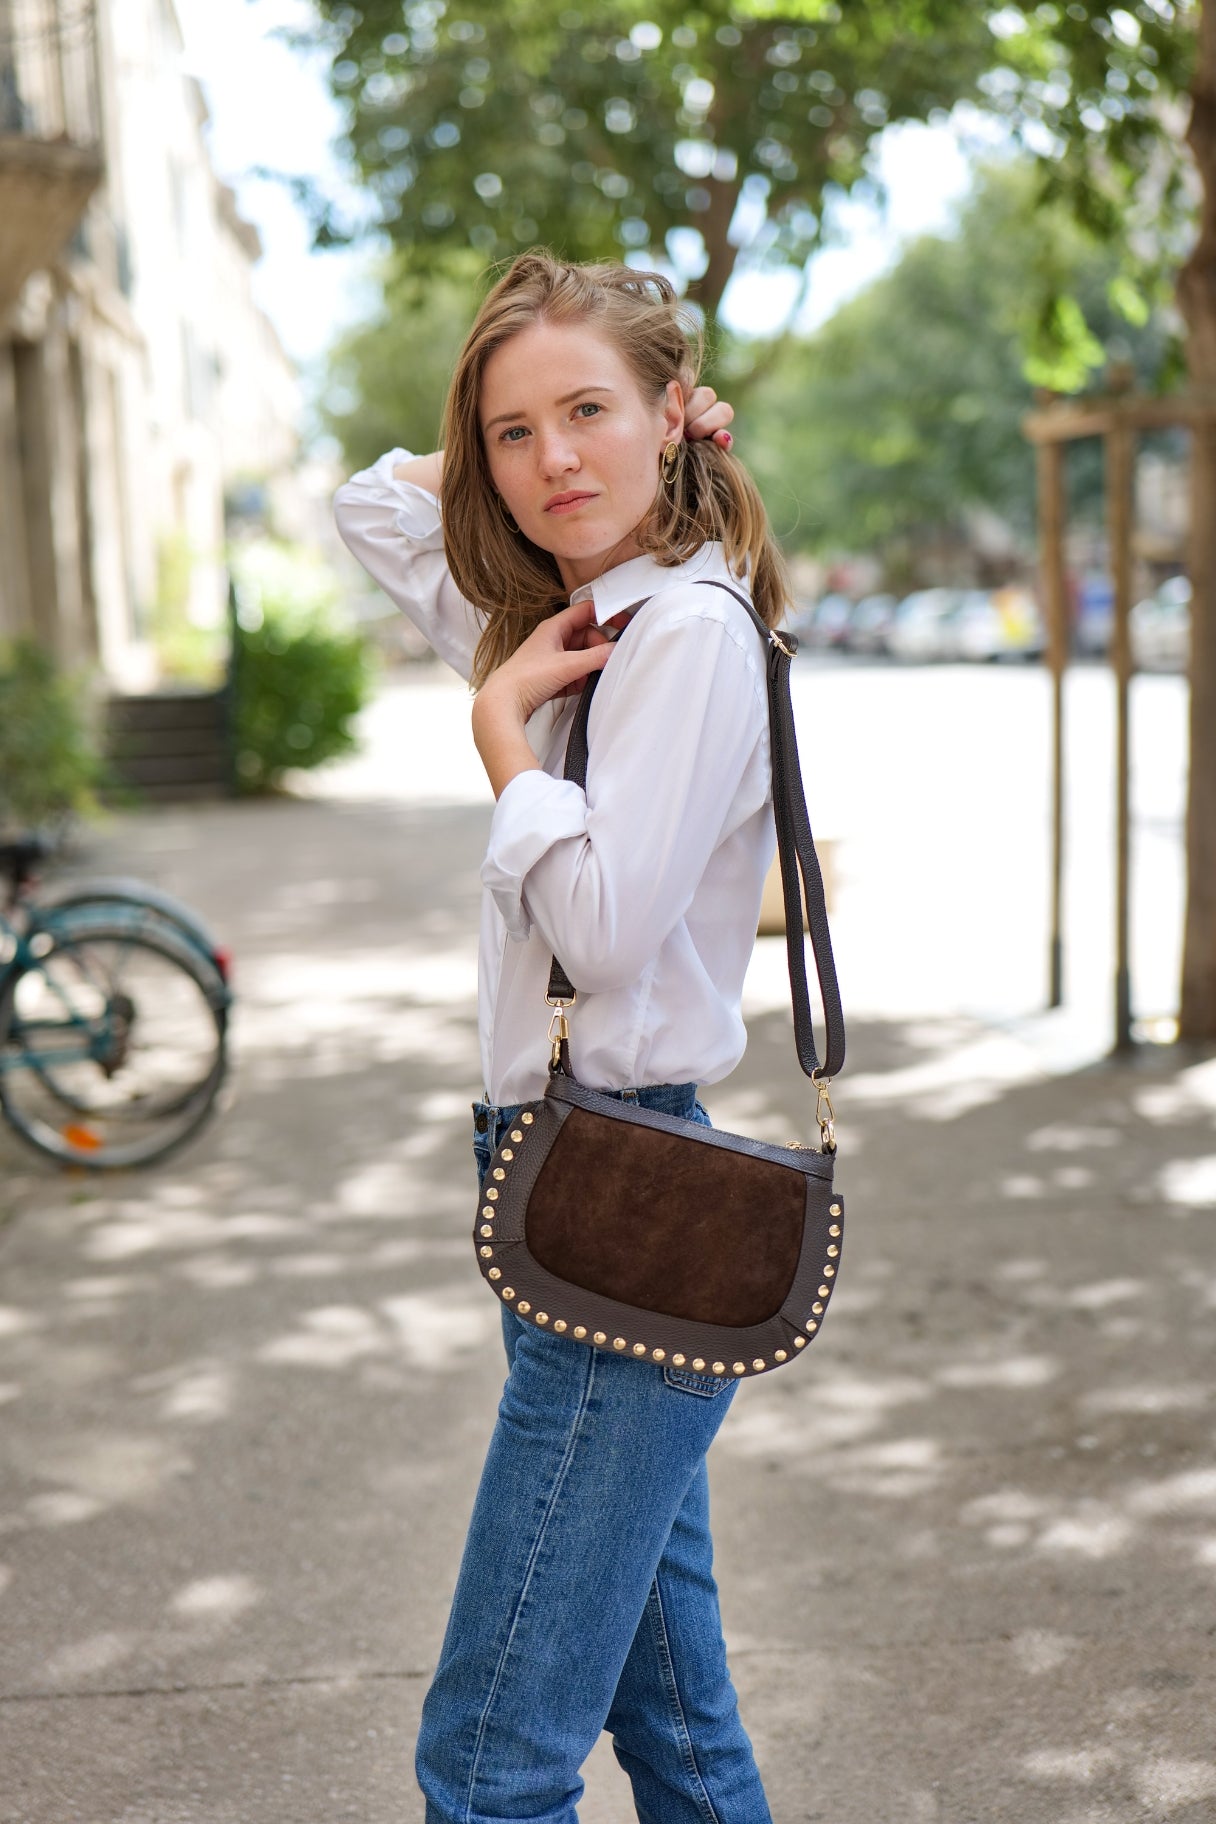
[664,1365,736,1399]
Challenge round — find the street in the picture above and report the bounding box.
[2,656,1214,1824]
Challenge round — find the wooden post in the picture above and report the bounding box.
[1037,438,1068,1008]
[1106,421,1135,1053]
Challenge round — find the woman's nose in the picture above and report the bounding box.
[536,430,578,477]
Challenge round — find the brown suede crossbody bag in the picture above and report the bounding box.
[474,581,846,1381]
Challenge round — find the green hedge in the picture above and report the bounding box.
[0,642,102,832]
[231,611,373,793]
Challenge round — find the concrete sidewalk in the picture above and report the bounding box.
[2,671,1214,1824]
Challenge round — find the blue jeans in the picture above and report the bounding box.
[415,1082,772,1824]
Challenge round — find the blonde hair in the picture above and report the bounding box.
[439,251,791,687]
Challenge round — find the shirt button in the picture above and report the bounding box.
[474,1112,489,1133]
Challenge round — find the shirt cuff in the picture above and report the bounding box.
[481,771,588,941]
[362,449,445,545]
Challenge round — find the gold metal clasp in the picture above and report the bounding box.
[769,628,797,659]
[813,1075,837,1154]
[545,993,575,1071]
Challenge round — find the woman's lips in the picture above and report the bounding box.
[544,491,597,515]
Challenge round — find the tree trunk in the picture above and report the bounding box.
[1177,0,1216,1039]
[684,175,742,332]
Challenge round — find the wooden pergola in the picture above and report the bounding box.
[1023,386,1214,1051]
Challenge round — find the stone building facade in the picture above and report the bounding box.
[0,0,299,687]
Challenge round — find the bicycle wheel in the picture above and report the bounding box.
[0,915,229,1169]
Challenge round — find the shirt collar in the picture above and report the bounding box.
[568,542,736,626]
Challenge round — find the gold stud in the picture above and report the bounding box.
[794,1336,806,1348]
[479,1246,493,1258]
[486,1188,498,1202]
[774,1349,788,1362]
[692,1358,706,1371]
[522,1112,534,1125]
[510,1129,524,1143]
[593,1331,607,1345]
[829,1223,841,1237]
[554,1320,567,1333]
[503,1287,515,1299]
[489,1267,502,1281]
[824,1264,835,1278]
[536,1312,549,1325]
[613,1337,627,1350]
[574,1325,587,1339]
[482,1206,494,1219]
[733,1362,746,1375]
[633,1342,647,1356]
[501,1148,514,1161]
[480,1224,493,1237]
[806,1320,818,1334]
[712,1361,726,1376]
[753,1359,766,1371]
[493,1168,506,1181]
[652,1348,666,1361]
[517,1300,531,1314]
[827,1245,839,1258]
[672,1353,686,1366]
[830,1202,841,1216]
[812,1301,824,1314]
[818,1284,830,1298]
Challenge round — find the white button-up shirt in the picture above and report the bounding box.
[334,448,775,1105]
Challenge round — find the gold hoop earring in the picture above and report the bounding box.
[497,495,519,533]
[660,439,682,486]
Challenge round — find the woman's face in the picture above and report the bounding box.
[480,320,684,591]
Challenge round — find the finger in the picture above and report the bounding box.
[686,399,735,441]
[684,384,717,422]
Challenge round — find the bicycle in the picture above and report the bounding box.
[0,836,233,1169]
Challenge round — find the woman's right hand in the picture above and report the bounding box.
[472,600,613,799]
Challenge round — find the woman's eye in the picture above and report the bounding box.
[500,425,528,443]
[575,402,601,419]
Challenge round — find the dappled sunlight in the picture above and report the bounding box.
[168,1574,260,1620]
[3,784,1214,1815]
[1159,1154,1216,1208]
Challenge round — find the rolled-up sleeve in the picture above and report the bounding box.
[481,604,768,993]
[481,773,591,940]
[332,449,484,681]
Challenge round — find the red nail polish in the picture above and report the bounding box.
[723,432,733,449]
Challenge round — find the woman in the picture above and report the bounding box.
[334,252,789,1824]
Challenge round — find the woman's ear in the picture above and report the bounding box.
[662,378,685,444]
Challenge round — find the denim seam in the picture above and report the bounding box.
[462,1340,600,1821]
[646,1574,722,1824]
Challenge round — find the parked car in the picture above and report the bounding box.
[887,589,963,662]
[1075,573,1113,657]
[803,592,855,649]
[845,593,898,655]
[947,586,1045,662]
[1131,575,1190,672]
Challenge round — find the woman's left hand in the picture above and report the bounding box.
[684,386,734,449]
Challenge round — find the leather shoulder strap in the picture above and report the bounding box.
[546,580,845,1086]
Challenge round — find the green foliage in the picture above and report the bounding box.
[149,531,228,686]
[300,0,1196,334]
[322,257,480,470]
[229,541,375,792]
[232,615,373,791]
[300,0,998,323]
[0,642,103,832]
[738,159,1178,559]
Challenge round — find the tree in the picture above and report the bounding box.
[322,259,480,468]
[739,160,1179,563]
[298,0,1001,327]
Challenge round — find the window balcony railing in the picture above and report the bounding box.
[0,0,103,315]
[0,0,100,144]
